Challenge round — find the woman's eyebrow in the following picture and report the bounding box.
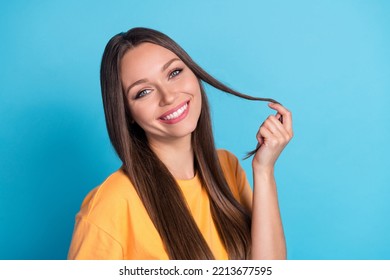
[162,58,180,72]
[126,79,148,96]
[125,58,181,96]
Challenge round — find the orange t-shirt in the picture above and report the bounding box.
[68,149,252,259]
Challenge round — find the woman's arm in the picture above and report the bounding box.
[250,103,293,260]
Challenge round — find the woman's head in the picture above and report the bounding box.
[120,42,203,147]
[100,27,212,162]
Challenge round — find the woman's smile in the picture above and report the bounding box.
[159,100,190,124]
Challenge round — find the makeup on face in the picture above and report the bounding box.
[120,43,202,143]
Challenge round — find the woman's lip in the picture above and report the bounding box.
[158,100,190,124]
[158,100,190,119]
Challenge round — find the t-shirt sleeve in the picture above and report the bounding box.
[68,217,123,260]
[218,150,253,211]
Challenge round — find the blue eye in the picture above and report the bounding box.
[135,89,152,99]
[169,69,182,79]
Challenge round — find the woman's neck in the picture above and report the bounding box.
[148,137,195,180]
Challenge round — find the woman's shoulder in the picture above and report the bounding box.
[217,149,240,170]
[77,168,137,221]
[217,149,251,202]
[216,149,243,183]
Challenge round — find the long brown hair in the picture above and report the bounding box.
[100,27,277,259]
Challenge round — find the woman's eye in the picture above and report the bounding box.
[135,89,152,99]
[169,69,182,79]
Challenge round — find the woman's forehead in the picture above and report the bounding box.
[124,43,178,66]
[121,43,179,75]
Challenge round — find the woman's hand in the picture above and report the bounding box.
[252,103,293,172]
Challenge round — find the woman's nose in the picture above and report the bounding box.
[158,84,177,106]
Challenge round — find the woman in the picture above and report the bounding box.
[68,27,293,260]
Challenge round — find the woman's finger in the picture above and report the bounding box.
[275,113,283,124]
[268,102,293,135]
[257,125,273,143]
[263,115,284,137]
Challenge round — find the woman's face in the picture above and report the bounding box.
[121,43,202,146]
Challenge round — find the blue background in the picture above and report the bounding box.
[1,0,389,260]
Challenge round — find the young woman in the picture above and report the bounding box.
[68,27,293,260]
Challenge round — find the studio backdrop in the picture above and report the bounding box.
[0,0,389,259]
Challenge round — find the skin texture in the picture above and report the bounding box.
[120,42,293,259]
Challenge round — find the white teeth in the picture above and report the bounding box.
[162,103,188,120]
